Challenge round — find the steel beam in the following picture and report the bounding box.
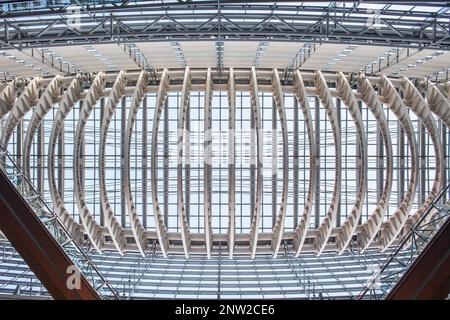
[0,168,100,300]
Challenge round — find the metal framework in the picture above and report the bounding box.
[0,1,449,50]
[0,237,414,299]
[1,67,448,259]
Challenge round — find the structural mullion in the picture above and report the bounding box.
[121,97,126,227]
[335,97,341,227]
[164,97,169,227]
[57,121,64,201]
[142,94,148,229]
[99,97,105,226]
[272,97,277,228]
[293,96,299,229]
[314,96,320,229]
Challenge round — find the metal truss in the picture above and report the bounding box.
[0,67,449,259]
[358,182,450,300]
[0,1,449,50]
[0,143,119,299]
[0,237,413,299]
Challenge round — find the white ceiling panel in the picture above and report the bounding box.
[223,41,258,68]
[259,42,304,68]
[136,42,181,68]
[300,43,348,70]
[180,41,216,68]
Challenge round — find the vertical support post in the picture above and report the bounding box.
[272,97,277,228]
[79,100,84,224]
[185,100,190,224]
[314,96,320,229]
[57,121,64,201]
[250,101,256,223]
[358,100,363,225]
[121,97,126,227]
[335,97,341,227]
[419,121,426,204]
[376,119,384,202]
[398,124,405,206]
[99,97,105,226]
[36,122,44,195]
[441,123,447,202]
[142,94,148,229]
[293,96,299,229]
[163,97,169,227]
[16,122,22,170]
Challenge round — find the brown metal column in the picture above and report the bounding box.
[387,218,450,300]
[0,169,100,300]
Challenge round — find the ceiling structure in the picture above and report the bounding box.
[0,67,448,258]
[0,1,448,82]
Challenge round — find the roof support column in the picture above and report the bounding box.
[164,97,169,227]
[121,97,126,227]
[272,96,277,228]
[314,96,321,229]
[293,96,299,229]
[57,120,64,202]
[142,94,147,229]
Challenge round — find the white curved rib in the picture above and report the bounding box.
[401,77,443,228]
[378,75,419,251]
[292,70,316,257]
[73,72,105,253]
[249,66,263,259]
[227,68,236,258]
[0,80,17,118]
[424,79,450,128]
[48,76,84,242]
[204,68,213,258]
[150,68,170,258]
[356,74,393,252]
[335,72,367,254]
[1,77,42,149]
[271,69,289,258]
[314,71,341,255]
[23,75,64,186]
[124,70,149,256]
[99,71,127,254]
[177,67,192,258]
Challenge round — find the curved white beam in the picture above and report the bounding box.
[204,68,213,258]
[23,75,64,186]
[378,75,419,251]
[356,74,393,252]
[249,66,263,259]
[292,70,316,257]
[0,80,17,118]
[150,68,170,258]
[99,71,127,254]
[1,77,42,150]
[177,67,192,258]
[424,79,450,128]
[124,70,149,256]
[335,72,367,254]
[401,77,443,229]
[227,68,236,259]
[314,71,341,255]
[48,76,84,242]
[73,72,106,253]
[271,69,289,258]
